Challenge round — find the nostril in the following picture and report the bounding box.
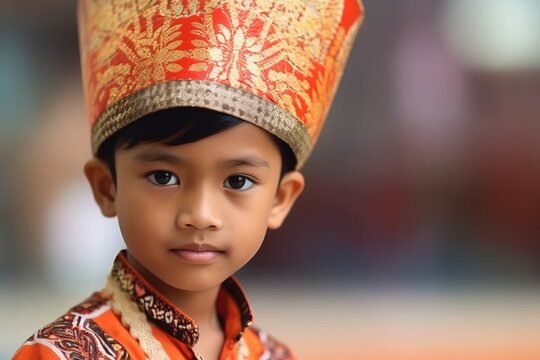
[176,213,222,230]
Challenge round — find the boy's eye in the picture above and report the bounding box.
[147,171,179,186]
[223,175,255,191]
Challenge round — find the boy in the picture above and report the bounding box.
[14,0,363,359]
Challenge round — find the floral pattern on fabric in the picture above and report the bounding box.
[24,294,131,360]
[80,0,362,132]
[250,326,294,360]
[78,0,364,167]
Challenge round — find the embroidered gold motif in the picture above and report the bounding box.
[92,80,312,166]
[79,0,364,167]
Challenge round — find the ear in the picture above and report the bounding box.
[268,171,305,229]
[83,158,117,217]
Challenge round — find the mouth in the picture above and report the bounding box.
[170,244,224,264]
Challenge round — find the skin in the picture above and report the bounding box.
[84,122,304,360]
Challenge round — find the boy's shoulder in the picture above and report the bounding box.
[14,289,296,360]
[14,292,130,360]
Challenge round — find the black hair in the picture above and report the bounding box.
[97,107,296,182]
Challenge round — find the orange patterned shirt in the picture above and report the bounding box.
[13,251,293,360]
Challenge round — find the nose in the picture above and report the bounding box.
[176,184,223,230]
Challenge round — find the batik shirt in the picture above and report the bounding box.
[13,251,294,360]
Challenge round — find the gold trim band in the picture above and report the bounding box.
[92,80,312,168]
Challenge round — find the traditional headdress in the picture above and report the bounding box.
[78,0,364,168]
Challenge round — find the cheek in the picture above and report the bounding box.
[228,220,268,269]
[230,194,274,245]
[115,193,172,245]
[229,191,274,223]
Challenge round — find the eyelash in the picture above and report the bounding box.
[223,175,257,192]
[146,170,179,186]
[145,171,257,191]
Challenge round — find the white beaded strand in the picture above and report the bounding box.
[105,276,171,360]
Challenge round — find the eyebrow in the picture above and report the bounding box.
[134,150,184,164]
[133,150,269,168]
[221,156,269,169]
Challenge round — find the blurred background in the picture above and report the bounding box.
[1,0,540,359]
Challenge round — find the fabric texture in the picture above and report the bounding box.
[13,251,294,360]
[78,0,364,167]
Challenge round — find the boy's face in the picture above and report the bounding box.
[85,122,304,293]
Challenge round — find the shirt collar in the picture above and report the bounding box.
[109,250,253,347]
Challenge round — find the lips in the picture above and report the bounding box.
[170,243,224,264]
[174,243,222,252]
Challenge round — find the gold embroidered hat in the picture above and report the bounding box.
[78,0,364,167]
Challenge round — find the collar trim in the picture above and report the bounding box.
[110,250,253,346]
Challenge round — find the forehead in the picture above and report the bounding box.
[117,122,282,168]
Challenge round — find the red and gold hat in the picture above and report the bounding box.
[78,0,364,167]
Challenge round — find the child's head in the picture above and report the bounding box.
[78,0,364,291]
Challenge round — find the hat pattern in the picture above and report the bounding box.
[79,0,363,166]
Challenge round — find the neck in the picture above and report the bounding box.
[165,287,221,328]
[126,252,222,329]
